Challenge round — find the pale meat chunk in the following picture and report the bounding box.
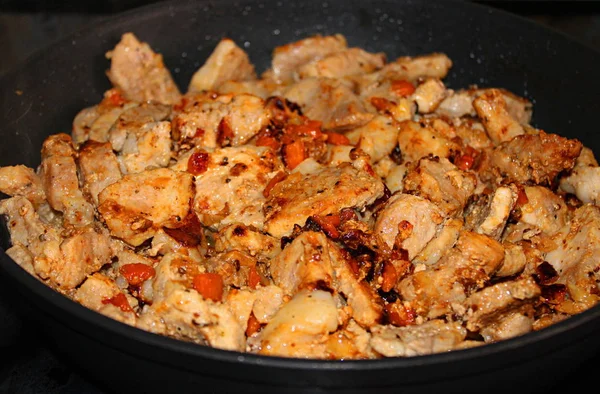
[397,231,505,318]
[5,244,35,275]
[98,168,194,246]
[559,147,600,205]
[360,80,416,123]
[265,34,348,84]
[463,277,540,336]
[283,77,374,131]
[0,196,56,252]
[436,90,476,119]
[215,223,281,260]
[189,146,283,230]
[0,165,46,207]
[495,242,527,277]
[71,91,139,145]
[106,33,181,104]
[519,186,568,236]
[413,218,463,266]
[479,312,534,343]
[345,115,399,163]
[545,205,600,313]
[485,131,582,185]
[217,80,275,99]
[374,193,445,260]
[269,231,382,327]
[465,185,517,240]
[118,121,172,174]
[74,273,137,325]
[397,120,460,163]
[172,93,270,149]
[327,238,383,327]
[270,231,335,294]
[402,157,477,217]
[370,320,466,357]
[264,163,384,238]
[436,88,532,125]
[473,89,525,145]
[297,48,385,79]
[412,78,447,114]
[354,53,452,93]
[252,285,286,324]
[50,227,113,290]
[188,38,256,93]
[108,103,171,151]
[39,134,94,227]
[77,141,122,205]
[138,283,245,351]
[254,289,339,358]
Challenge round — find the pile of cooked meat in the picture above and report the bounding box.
[1,32,599,359]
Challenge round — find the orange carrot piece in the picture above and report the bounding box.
[263,171,287,198]
[283,140,306,170]
[246,313,262,337]
[102,293,133,312]
[325,132,351,146]
[119,264,156,286]
[391,80,415,97]
[248,266,261,289]
[193,273,224,302]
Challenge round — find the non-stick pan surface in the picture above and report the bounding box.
[1,1,600,393]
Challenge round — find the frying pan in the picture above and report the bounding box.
[1,0,600,393]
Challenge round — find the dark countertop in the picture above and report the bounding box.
[0,1,599,393]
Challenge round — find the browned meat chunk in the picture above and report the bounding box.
[264,163,384,238]
[265,34,348,84]
[397,231,505,318]
[0,165,46,207]
[98,168,194,246]
[172,92,270,149]
[39,134,94,227]
[283,77,374,131]
[188,38,256,93]
[106,33,181,104]
[77,141,122,205]
[485,131,582,185]
[403,157,477,217]
[297,48,385,79]
[464,277,540,340]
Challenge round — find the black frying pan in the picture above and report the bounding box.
[1,1,600,393]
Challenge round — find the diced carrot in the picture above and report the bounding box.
[246,313,262,337]
[312,214,341,239]
[193,273,224,302]
[120,263,156,286]
[107,89,126,106]
[256,134,281,151]
[263,171,287,198]
[173,97,188,112]
[516,185,529,207]
[187,150,210,175]
[283,140,306,170]
[385,302,416,327]
[287,119,323,139]
[391,80,415,97]
[455,154,475,171]
[217,118,234,147]
[381,261,398,293]
[325,132,351,146]
[102,293,133,312]
[248,266,261,289]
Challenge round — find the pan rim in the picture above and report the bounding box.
[1,0,599,379]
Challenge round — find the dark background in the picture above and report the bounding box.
[0,1,599,393]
